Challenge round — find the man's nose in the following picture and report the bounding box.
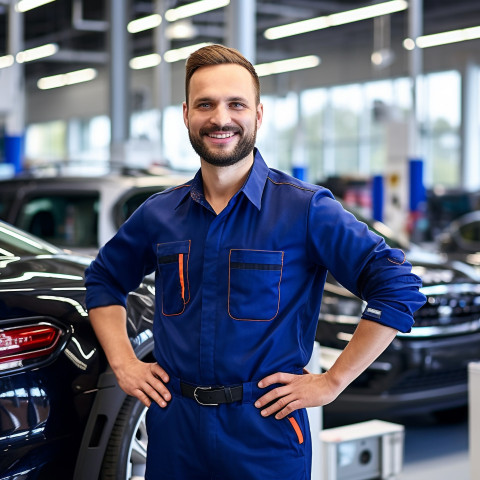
[210,105,231,127]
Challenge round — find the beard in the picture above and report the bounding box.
[188,122,257,168]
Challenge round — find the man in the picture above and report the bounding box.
[85,44,425,480]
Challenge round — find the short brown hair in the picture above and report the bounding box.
[185,44,260,105]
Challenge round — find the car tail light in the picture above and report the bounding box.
[0,324,61,365]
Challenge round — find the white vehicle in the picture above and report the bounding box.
[0,171,190,254]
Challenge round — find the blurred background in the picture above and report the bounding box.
[0,0,479,243]
[1,2,480,479]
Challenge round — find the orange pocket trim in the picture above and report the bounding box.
[288,416,304,444]
[178,253,185,301]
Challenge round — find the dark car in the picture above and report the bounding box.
[318,213,480,420]
[0,221,154,479]
[437,210,480,272]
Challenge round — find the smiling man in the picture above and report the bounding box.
[185,63,260,168]
[85,44,426,480]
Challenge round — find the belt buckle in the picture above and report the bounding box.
[193,386,219,406]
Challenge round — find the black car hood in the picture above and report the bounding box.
[0,255,88,290]
[407,249,480,287]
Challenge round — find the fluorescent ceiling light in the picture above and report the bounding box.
[412,25,480,48]
[127,14,162,34]
[165,0,229,22]
[129,53,161,70]
[264,0,408,40]
[0,55,14,69]
[37,68,97,90]
[254,55,321,77]
[16,43,58,63]
[403,38,416,50]
[164,42,212,63]
[165,20,198,40]
[17,0,55,13]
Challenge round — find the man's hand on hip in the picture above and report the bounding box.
[254,371,339,420]
[115,358,171,408]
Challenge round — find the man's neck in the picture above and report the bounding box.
[201,154,254,214]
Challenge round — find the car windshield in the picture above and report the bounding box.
[0,221,60,257]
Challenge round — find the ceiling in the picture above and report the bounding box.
[1,0,480,85]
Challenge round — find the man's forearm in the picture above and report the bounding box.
[89,305,137,372]
[326,318,398,394]
[88,304,171,406]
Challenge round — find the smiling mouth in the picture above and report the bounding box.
[207,132,236,139]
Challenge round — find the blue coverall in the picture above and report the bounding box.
[85,149,426,479]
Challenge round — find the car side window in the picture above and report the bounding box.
[115,188,165,227]
[16,193,100,248]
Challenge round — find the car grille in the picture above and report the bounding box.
[389,368,467,394]
[414,288,480,328]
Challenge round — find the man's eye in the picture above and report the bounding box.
[231,103,245,109]
[198,103,210,108]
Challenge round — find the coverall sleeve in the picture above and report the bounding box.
[84,200,156,311]
[307,188,426,333]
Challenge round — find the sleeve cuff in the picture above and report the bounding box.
[362,301,414,333]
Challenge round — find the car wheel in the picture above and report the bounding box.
[100,396,149,480]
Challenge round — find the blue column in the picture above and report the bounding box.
[4,134,24,174]
[292,166,307,181]
[408,158,427,241]
[409,158,425,212]
[372,175,384,222]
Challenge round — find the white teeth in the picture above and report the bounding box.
[209,132,234,139]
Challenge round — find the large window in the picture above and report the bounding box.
[25,120,67,163]
[422,70,461,187]
[163,105,198,171]
[22,70,463,189]
[256,93,298,173]
[300,88,327,182]
[295,72,460,187]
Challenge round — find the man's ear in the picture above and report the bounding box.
[256,103,264,130]
[182,101,189,128]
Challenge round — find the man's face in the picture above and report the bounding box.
[183,64,263,167]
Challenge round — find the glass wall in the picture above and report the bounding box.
[422,70,461,187]
[25,120,67,165]
[258,71,460,188]
[23,70,463,189]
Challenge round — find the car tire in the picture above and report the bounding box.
[100,395,149,480]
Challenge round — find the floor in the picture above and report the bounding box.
[401,416,469,480]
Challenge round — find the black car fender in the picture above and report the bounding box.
[72,337,154,480]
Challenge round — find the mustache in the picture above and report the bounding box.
[200,125,242,135]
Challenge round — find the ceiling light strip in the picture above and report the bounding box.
[127,14,162,34]
[165,0,230,22]
[37,68,97,90]
[255,55,321,77]
[163,42,213,63]
[16,0,55,13]
[16,43,58,63]
[414,25,480,48]
[129,53,161,70]
[0,55,14,69]
[264,0,408,40]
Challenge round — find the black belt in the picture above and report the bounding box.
[180,382,243,406]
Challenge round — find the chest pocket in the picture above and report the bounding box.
[157,240,191,316]
[228,249,284,321]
